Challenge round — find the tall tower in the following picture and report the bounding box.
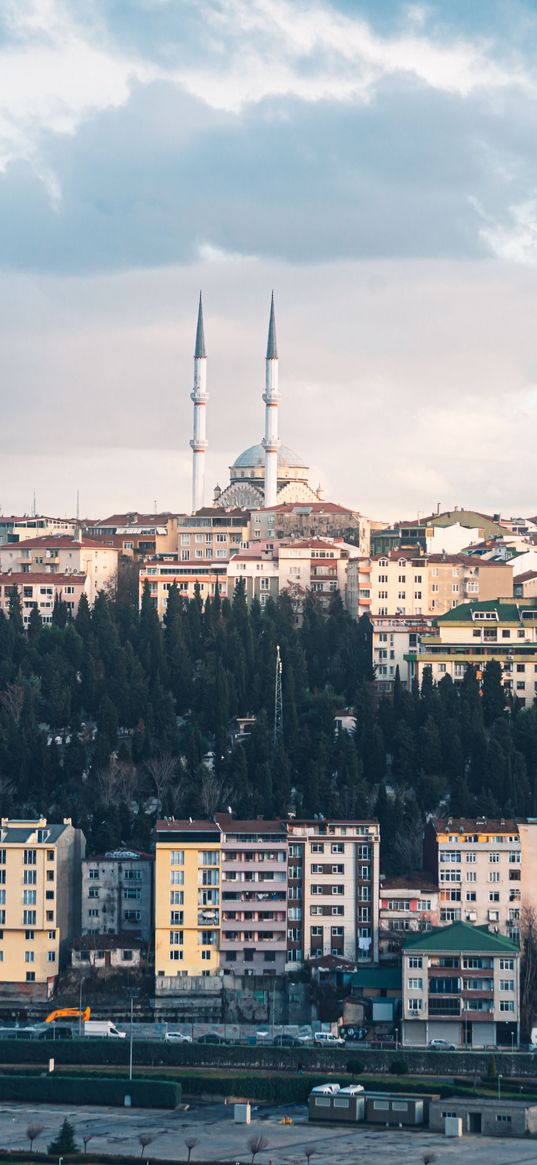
[262,292,280,509]
[190,293,208,513]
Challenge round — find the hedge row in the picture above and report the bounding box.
[0,1075,181,1109]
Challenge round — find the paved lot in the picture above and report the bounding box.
[1,1101,537,1163]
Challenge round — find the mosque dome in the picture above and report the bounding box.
[232,443,307,470]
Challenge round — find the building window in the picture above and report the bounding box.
[88,869,99,880]
[26,972,35,982]
[88,888,99,899]
[48,951,56,963]
[23,911,36,925]
[24,951,35,963]
[23,871,37,885]
[23,850,36,865]
[170,851,184,865]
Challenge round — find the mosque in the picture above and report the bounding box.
[189,294,323,513]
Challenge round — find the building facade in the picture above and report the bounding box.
[81,849,154,943]
[423,818,523,941]
[155,820,221,980]
[0,572,86,626]
[402,921,520,1048]
[177,508,250,563]
[217,814,288,975]
[285,819,380,967]
[408,598,537,707]
[0,536,118,604]
[347,553,513,622]
[0,817,85,1000]
[139,560,228,617]
[379,874,439,960]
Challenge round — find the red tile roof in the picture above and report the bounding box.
[0,572,86,586]
[0,535,111,551]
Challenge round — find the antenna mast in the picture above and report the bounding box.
[273,643,283,746]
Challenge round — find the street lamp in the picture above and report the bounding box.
[78,978,86,1037]
[129,996,134,1081]
[511,1032,515,1054]
[498,1073,503,1101]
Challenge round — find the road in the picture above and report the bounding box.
[0,1101,536,1163]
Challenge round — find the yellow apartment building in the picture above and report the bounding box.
[0,817,85,1000]
[155,820,221,980]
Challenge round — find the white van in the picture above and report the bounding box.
[310,1083,341,1095]
[84,1020,126,1039]
[314,1032,346,1047]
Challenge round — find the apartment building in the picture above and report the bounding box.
[372,614,435,691]
[0,817,85,1000]
[216,814,288,975]
[347,553,513,622]
[155,820,221,980]
[285,819,380,967]
[139,560,228,617]
[0,515,76,545]
[0,572,86,626]
[408,598,537,706]
[0,536,118,604]
[250,502,367,553]
[371,510,507,557]
[379,874,439,960]
[82,849,154,943]
[402,921,520,1048]
[85,513,179,558]
[423,818,522,942]
[227,544,280,607]
[177,509,250,562]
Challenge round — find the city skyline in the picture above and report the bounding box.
[3,1,537,518]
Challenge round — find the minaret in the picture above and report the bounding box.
[262,292,280,508]
[190,293,208,513]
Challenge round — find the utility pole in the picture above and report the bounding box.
[129,996,134,1081]
[273,644,283,746]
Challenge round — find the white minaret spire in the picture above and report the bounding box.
[262,291,280,508]
[190,292,208,513]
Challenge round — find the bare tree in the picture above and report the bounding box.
[169,771,189,817]
[116,760,140,802]
[138,1132,155,1157]
[247,1133,269,1164]
[184,1136,199,1162]
[145,755,177,808]
[0,682,25,725]
[520,903,537,1039]
[26,1124,44,1152]
[95,753,121,807]
[200,767,230,817]
[304,1147,317,1163]
[83,1134,94,1154]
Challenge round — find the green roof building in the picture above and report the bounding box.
[401,921,520,1051]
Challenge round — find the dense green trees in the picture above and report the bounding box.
[0,578,536,870]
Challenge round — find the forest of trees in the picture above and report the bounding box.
[1,571,537,869]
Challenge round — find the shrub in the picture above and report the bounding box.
[389,1058,408,1076]
[345,1059,364,1075]
[0,1075,180,1109]
[486,1054,497,1079]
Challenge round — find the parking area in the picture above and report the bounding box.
[0,1100,537,1163]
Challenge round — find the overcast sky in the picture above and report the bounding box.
[2,0,537,521]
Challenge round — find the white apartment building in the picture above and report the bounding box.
[373,614,435,691]
[379,874,439,960]
[423,818,522,942]
[347,554,513,622]
[0,537,118,605]
[285,819,380,967]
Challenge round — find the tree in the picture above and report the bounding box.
[26,1124,44,1151]
[83,1134,94,1154]
[138,1133,155,1157]
[184,1136,199,1161]
[304,1149,317,1164]
[145,754,177,809]
[247,1134,269,1163]
[520,904,537,1039]
[482,660,505,727]
[48,1118,78,1155]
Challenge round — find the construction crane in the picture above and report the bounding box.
[44,1006,91,1024]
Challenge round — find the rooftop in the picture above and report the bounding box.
[438,598,537,624]
[73,933,144,951]
[430,817,519,834]
[351,967,402,991]
[232,443,307,470]
[381,872,439,892]
[403,921,519,954]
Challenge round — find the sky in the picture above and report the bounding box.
[2,1,537,521]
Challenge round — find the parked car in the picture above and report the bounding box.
[273,1034,302,1047]
[196,1032,228,1045]
[310,1082,341,1095]
[296,1027,314,1044]
[164,1031,192,1043]
[314,1032,346,1047]
[255,1028,271,1042]
[429,1038,456,1051]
